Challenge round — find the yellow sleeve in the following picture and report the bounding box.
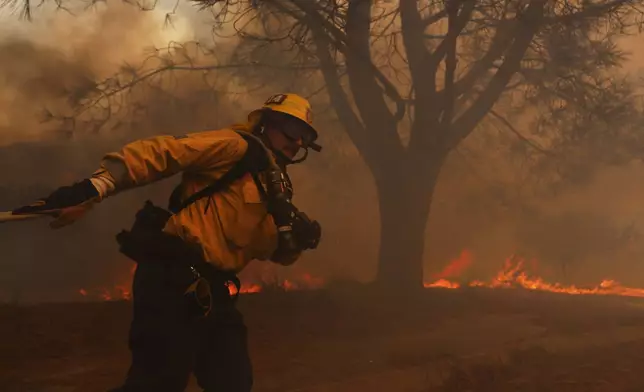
[94,131,246,192]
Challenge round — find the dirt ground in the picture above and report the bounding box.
[3,285,644,392]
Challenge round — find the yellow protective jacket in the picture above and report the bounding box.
[95,124,290,273]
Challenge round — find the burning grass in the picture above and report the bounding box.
[77,250,644,303]
[424,254,644,298]
[77,265,326,301]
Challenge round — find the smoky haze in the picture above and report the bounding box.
[1,1,644,303]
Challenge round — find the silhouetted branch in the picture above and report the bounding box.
[448,0,548,149]
[489,109,552,156]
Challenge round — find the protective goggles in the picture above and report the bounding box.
[277,116,322,152]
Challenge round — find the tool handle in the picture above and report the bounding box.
[0,211,51,223]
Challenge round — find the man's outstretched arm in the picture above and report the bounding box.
[92,132,245,198]
[13,131,246,228]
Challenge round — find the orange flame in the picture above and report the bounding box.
[424,255,644,298]
[231,273,325,295]
[78,263,326,301]
[80,251,644,301]
[425,279,460,289]
[238,283,263,294]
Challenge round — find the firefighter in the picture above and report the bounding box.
[12,93,322,392]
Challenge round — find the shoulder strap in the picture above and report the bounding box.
[168,132,270,214]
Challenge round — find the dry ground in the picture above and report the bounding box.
[3,285,644,392]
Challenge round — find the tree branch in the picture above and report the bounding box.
[422,8,448,28]
[414,0,476,134]
[399,0,431,93]
[439,0,461,127]
[288,0,407,124]
[424,1,476,72]
[448,0,547,150]
[74,61,322,118]
[489,109,553,156]
[545,0,637,25]
[293,3,374,166]
[436,18,515,103]
[407,0,476,153]
[344,0,403,157]
[313,38,373,162]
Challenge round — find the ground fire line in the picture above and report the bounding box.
[77,251,644,301]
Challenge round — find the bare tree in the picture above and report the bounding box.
[223,0,644,289]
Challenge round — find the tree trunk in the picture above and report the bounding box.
[373,157,442,290]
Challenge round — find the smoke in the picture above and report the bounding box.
[0,1,196,146]
[1,3,643,303]
[0,1,210,303]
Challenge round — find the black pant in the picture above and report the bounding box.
[111,261,253,392]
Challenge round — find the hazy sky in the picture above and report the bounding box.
[0,0,197,41]
[1,2,642,70]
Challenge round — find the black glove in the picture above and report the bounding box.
[12,179,99,215]
[291,211,321,250]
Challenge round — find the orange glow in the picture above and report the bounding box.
[78,264,135,301]
[238,283,263,294]
[432,250,473,280]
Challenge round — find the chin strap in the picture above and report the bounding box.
[271,146,309,166]
[289,148,309,164]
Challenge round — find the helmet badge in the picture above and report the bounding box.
[265,94,288,105]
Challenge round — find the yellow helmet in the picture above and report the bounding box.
[248,93,321,152]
